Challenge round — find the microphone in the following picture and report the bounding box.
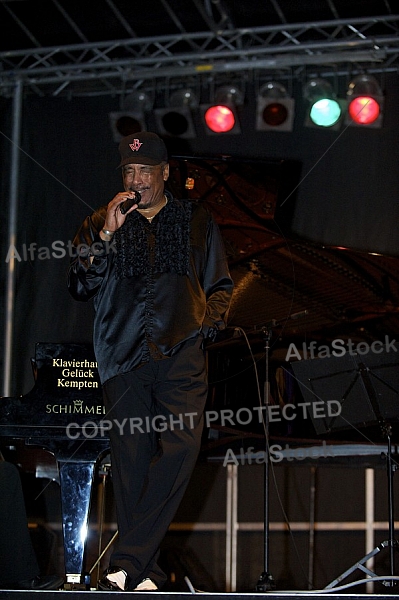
[120,191,141,215]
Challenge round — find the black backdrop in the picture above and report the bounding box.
[1,73,399,395]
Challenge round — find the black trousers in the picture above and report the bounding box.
[0,461,39,587]
[102,336,207,589]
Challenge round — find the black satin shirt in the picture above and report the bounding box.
[67,195,234,384]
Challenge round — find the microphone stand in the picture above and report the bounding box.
[255,322,277,592]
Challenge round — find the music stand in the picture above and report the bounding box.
[290,350,399,588]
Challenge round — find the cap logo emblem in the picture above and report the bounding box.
[129,139,143,152]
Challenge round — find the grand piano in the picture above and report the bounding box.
[167,155,399,456]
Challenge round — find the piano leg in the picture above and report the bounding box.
[58,459,95,587]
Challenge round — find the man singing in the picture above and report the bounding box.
[68,131,233,591]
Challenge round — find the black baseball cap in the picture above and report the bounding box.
[118,131,168,167]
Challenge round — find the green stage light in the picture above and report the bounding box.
[309,97,342,127]
[304,78,342,129]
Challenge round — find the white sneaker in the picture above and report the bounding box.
[98,568,128,591]
[133,578,158,591]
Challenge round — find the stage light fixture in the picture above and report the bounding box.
[123,90,153,113]
[304,78,343,129]
[346,74,384,127]
[109,112,147,142]
[109,91,152,142]
[201,85,243,135]
[256,82,295,131]
[155,88,198,139]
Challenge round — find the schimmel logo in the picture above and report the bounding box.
[46,399,105,415]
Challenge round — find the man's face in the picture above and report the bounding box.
[122,162,169,209]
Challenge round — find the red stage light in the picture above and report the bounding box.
[348,96,381,125]
[204,105,236,133]
[262,102,289,126]
[256,83,295,131]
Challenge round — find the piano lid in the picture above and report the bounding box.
[168,155,399,350]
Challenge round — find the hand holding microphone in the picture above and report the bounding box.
[120,190,141,214]
[101,191,141,242]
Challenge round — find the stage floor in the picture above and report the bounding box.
[2,589,399,599]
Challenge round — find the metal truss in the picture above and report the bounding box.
[0,15,399,98]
